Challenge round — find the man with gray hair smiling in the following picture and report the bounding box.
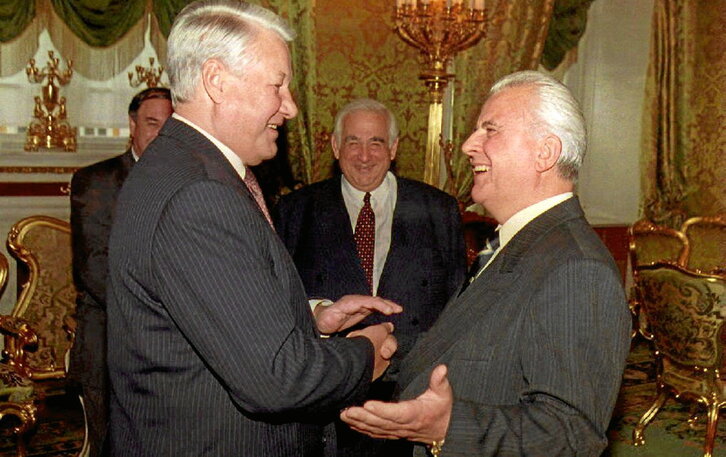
[341,70,631,456]
[275,98,466,457]
[106,2,399,456]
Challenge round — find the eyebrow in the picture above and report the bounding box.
[370,136,386,143]
[480,120,501,129]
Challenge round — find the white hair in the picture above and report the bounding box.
[333,98,399,148]
[166,0,295,105]
[491,70,587,182]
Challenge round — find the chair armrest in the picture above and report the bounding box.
[0,316,39,377]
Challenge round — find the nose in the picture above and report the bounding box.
[359,145,372,162]
[281,91,298,120]
[461,132,477,158]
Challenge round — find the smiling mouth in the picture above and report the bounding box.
[472,165,490,173]
[267,124,279,130]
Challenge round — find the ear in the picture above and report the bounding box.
[389,138,399,161]
[128,115,137,136]
[331,134,340,160]
[535,134,562,173]
[201,58,227,104]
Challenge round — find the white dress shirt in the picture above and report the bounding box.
[172,113,249,181]
[341,171,398,296]
[474,192,574,279]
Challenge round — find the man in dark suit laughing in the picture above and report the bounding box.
[341,71,632,457]
[106,2,398,456]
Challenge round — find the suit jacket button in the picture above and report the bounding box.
[411,318,419,326]
[421,279,428,287]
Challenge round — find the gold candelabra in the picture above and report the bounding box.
[128,57,165,88]
[394,0,487,188]
[24,51,77,152]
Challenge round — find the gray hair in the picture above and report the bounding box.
[333,98,399,148]
[166,0,295,106]
[490,70,587,182]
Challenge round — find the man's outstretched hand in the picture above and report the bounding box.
[340,364,453,443]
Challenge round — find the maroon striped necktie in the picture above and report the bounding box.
[354,192,375,294]
[243,167,274,228]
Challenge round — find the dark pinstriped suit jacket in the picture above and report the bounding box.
[107,118,375,457]
[398,197,632,457]
[69,150,134,457]
[273,176,466,378]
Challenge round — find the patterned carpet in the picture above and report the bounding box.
[1,338,724,456]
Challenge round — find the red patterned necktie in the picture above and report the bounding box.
[354,192,375,295]
[243,167,274,228]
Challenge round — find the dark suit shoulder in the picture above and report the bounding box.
[71,151,132,193]
[396,176,459,206]
[277,177,338,204]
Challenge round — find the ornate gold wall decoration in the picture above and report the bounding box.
[128,57,165,88]
[24,51,77,152]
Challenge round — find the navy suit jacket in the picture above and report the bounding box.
[399,197,631,456]
[274,175,466,376]
[107,118,375,457]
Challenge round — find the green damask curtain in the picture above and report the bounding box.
[641,0,726,226]
[447,0,555,204]
[0,0,35,42]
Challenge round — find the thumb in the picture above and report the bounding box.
[429,364,450,393]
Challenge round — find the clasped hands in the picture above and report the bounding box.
[314,296,453,445]
[314,294,401,381]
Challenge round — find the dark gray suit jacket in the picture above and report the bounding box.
[399,197,631,456]
[274,176,466,376]
[107,118,375,457]
[69,150,134,457]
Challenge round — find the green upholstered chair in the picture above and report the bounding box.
[628,219,689,338]
[632,262,726,457]
[4,216,76,385]
[681,214,726,276]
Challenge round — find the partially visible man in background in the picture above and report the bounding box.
[275,98,466,457]
[68,87,172,457]
[106,2,398,456]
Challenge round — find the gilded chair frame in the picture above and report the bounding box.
[0,254,39,457]
[632,262,726,457]
[680,214,726,276]
[628,219,689,338]
[5,215,76,381]
[0,252,7,297]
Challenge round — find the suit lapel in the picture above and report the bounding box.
[323,177,369,288]
[377,177,407,294]
[398,197,586,390]
[162,118,259,216]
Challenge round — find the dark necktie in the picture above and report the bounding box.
[460,233,500,295]
[354,192,375,294]
[243,167,274,228]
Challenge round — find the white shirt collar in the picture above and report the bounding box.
[341,171,394,206]
[172,112,247,180]
[498,193,574,249]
